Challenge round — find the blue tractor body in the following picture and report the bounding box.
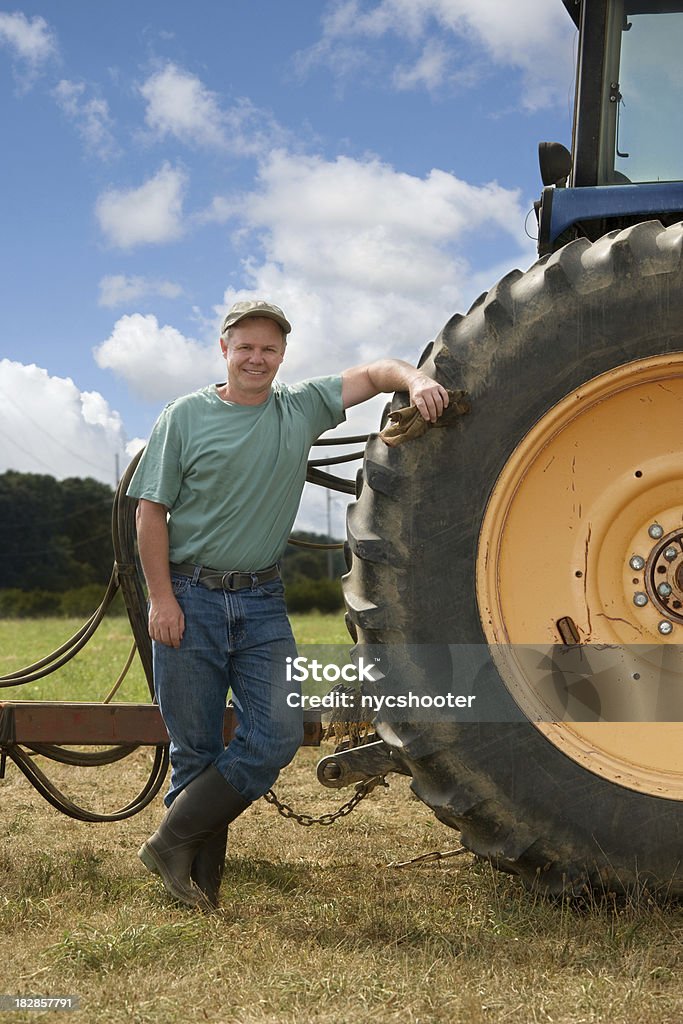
[537,0,683,254]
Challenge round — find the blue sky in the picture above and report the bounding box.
[0,0,575,534]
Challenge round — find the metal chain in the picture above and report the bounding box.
[263,775,387,826]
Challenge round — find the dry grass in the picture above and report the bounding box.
[0,617,682,1022]
[2,750,682,1024]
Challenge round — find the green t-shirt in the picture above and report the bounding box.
[127,376,345,571]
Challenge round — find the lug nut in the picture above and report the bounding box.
[649,524,664,539]
[664,546,678,562]
[658,620,674,635]
[629,555,645,571]
[657,583,672,597]
[633,592,648,607]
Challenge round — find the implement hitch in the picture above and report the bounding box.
[317,738,409,789]
[0,701,326,823]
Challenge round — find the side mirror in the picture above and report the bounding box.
[538,142,572,187]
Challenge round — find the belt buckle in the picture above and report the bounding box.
[221,571,238,591]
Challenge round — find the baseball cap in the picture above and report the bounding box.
[221,299,292,336]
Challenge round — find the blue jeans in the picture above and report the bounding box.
[153,573,302,806]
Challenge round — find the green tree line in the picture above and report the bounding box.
[1,471,114,590]
[0,471,344,616]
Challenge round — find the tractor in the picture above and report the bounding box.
[2,0,682,896]
[318,0,683,894]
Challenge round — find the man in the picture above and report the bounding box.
[128,298,448,909]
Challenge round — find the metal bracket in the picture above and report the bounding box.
[317,739,410,789]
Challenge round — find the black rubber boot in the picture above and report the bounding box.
[191,826,229,909]
[139,766,249,908]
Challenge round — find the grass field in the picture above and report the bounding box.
[0,616,682,1023]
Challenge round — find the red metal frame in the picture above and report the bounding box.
[0,702,323,747]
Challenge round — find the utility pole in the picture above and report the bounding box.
[326,488,334,579]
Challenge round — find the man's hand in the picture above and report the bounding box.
[148,594,185,648]
[379,387,470,447]
[342,359,450,419]
[135,498,186,647]
[408,372,450,423]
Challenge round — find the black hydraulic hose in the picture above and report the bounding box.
[288,538,345,551]
[1,447,169,820]
[311,433,369,446]
[25,743,139,766]
[7,743,169,823]
[305,467,356,495]
[111,450,154,696]
[0,570,120,687]
[307,450,364,468]
[0,610,100,680]
[304,431,369,493]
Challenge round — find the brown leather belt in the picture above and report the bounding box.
[170,562,280,591]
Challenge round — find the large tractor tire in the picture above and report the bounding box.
[344,220,683,895]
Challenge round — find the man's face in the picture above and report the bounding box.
[220,317,286,403]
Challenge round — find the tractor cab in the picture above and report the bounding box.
[537,0,683,253]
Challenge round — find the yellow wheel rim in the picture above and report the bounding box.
[477,354,683,799]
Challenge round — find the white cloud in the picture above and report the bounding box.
[98,274,183,308]
[393,38,452,92]
[302,0,574,110]
[95,163,187,248]
[0,360,126,485]
[126,437,147,458]
[140,62,227,148]
[53,79,118,160]
[214,150,528,383]
[0,11,57,86]
[94,151,532,435]
[195,195,239,226]
[93,314,224,402]
[139,62,285,154]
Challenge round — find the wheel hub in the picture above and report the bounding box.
[644,528,683,623]
[476,354,683,799]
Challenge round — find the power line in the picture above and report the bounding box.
[3,526,114,560]
[0,386,116,478]
[0,422,60,475]
[0,472,112,525]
